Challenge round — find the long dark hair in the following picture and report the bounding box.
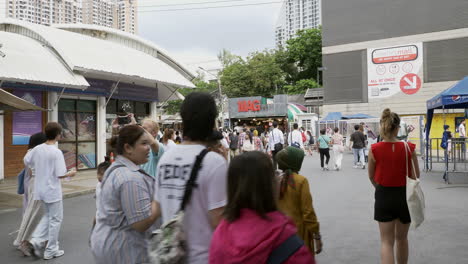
[224,151,277,222]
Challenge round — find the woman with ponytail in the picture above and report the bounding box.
[276,147,322,256]
[368,108,420,264]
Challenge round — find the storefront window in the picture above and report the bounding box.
[58,99,97,170]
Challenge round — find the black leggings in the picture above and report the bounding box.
[319,148,330,168]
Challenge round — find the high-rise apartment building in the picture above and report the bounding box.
[275,0,322,47]
[1,0,137,34]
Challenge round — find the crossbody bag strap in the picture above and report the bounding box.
[180,148,210,211]
[267,234,304,264]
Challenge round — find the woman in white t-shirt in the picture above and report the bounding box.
[162,128,177,152]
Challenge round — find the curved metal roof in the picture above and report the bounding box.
[53,23,195,81]
[0,31,88,89]
[0,19,195,89]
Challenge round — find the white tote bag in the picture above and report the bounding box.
[404,142,425,229]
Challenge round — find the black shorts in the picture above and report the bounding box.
[374,185,411,224]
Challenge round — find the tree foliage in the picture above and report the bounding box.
[284,79,319,94]
[218,28,322,98]
[220,50,286,98]
[284,27,322,83]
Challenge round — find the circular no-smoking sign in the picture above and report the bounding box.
[400,73,421,95]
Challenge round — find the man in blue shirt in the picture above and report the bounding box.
[140,118,164,178]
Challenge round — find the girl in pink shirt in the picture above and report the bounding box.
[209,151,315,264]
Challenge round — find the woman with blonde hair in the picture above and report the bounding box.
[368,108,420,264]
[276,147,322,256]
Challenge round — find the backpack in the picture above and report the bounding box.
[149,149,209,264]
[309,136,314,145]
[301,132,307,143]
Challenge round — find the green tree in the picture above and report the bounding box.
[220,50,286,97]
[282,28,323,84]
[284,78,319,94]
[164,99,183,115]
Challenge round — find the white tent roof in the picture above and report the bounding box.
[0,31,88,89]
[0,19,195,89]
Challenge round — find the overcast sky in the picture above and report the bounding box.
[138,0,283,74]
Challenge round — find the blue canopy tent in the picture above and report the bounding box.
[425,76,468,177]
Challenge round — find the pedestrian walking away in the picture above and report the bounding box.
[349,124,366,169]
[24,122,77,260]
[288,123,305,149]
[331,127,344,171]
[276,147,322,255]
[229,132,240,159]
[154,92,228,264]
[269,121,285,170]
[13,132,47,257]
[317,129,331,171]
[368,108,420,264]
[90,125,160,264]
[209,151,315,264]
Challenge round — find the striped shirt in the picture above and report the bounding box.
[91,156,155,264]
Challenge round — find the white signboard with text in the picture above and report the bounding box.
[368,43,423,99]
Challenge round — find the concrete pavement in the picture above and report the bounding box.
[0,170,98,210]
[0,152,467,263]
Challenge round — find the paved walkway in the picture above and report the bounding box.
[1,152,467,263]
[0,170,98,210]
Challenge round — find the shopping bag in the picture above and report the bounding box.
[406,177,425,228]
[404,141,425,229]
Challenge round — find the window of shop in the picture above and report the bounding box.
[58,99,97,171]
[105,99,150,138]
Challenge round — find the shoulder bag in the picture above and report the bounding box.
[149,149,209,264]
[267,234,305,264]
[404,142,425,229]
[272,130,283,153]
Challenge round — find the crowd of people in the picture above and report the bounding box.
[14,90,420,264]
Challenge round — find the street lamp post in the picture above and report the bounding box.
[199,67,224,127]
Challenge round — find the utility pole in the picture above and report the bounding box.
[199,67,224,127]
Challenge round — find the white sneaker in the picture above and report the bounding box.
[362,164,366,169]
[44,250,64,260]
[324,166,329,171]
[353,165,358,169]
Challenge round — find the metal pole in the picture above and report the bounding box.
[218,75,224,128]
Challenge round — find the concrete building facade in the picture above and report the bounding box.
[321,0,468,139]
[275,0,322,47]
[1,0,137,34]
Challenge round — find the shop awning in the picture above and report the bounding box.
[0,31,89,89]
[0,89,47,112]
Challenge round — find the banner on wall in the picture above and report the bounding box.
[368,43,423,99]
[12,91,43,145]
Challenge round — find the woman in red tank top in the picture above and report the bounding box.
[368,109,420,264]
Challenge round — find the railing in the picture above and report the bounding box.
[425,137,468,183]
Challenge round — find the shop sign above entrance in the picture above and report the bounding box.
[229,95,288,119]
[237,100,261,112]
